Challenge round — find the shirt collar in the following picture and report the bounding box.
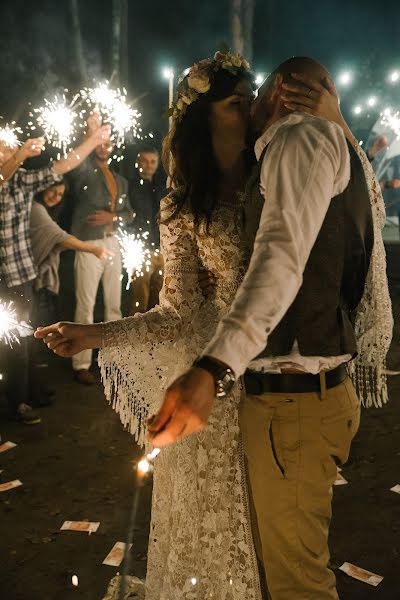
[254,112,313,160]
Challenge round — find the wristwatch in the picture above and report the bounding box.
[193,356,236,398]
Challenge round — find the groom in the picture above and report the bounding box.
[149,57,374,599]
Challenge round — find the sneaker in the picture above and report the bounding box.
[16,403,42,425]
[74,369,96,385]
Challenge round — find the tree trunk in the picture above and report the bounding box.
[69,0,87,83]
[230,0,255,64]
[111,0,122,85]
[120,0,129,87]
[111,0,129,87]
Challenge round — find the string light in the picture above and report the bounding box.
[162,67,174,80]
[255,74,264,86]
[338,71,353,86]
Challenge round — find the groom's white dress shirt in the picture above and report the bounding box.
[204,112,353,377]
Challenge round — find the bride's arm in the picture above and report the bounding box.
[35,195,204,356]
[102,196,203,348]
[279,73,359,149]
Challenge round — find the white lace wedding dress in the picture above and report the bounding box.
[99,195,262,600]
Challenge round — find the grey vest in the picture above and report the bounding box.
[243,140,374,358]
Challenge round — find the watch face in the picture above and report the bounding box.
[217,372,235,398]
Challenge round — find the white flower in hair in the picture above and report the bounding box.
[230,55,243,68]
[164,45,252,123]
[187,73,211,94]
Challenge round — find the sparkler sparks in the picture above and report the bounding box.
[381,109,400,138]
[117,228,154,289]
[90,82,117,109]
[0,301,32,346]
[0,122,22,148]
[33,95,79,154]
[136,447,161,478]
[0,301,19,346]
[82,82,141,147]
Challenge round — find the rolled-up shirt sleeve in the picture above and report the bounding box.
[18,166,63,196]
[203,119,351,377]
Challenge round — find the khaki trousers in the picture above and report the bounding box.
[240,376,360,600]
[72,237,122,371]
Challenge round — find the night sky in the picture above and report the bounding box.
[0,0,399,145]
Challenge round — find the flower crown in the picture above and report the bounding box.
[165,44,251,123]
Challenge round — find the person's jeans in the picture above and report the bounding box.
[0,280,34,415]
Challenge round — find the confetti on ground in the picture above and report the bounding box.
[339,562,383,587]
[334,473,348,486]
[103,542,132,567]
[390,484,400,494]
[60,521,100,534]
[0,441,17,454]
[0,480,23,493]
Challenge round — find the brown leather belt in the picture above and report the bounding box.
[244,364,347,395]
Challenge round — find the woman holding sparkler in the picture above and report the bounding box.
[31,183,114,326]
[35,50,368,598]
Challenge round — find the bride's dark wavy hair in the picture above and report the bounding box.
[162,66,255,229]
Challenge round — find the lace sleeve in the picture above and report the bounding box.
[98,195,204,445]
[347,145,393,407]
[102,195,203,348]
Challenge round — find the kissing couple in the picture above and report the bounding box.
[36,51,392,599]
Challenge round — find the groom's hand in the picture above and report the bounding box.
[148,367,215,447]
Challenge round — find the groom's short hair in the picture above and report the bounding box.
[268,56,332,89]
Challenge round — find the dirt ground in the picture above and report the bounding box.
[1,273,400,599]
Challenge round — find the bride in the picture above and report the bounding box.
[35,50,374,599]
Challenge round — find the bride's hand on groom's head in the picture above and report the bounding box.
[280,72,343,126]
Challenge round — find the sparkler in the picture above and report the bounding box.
[118,448,160,600]
[117,228,155,289]
[0,301,33,346]
[33,94,80,154]
[0,122,22,148]
[82,82,141,147]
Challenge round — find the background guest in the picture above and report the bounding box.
[0,123,110,424]
[128,146,166,313]
[67,115,132,385]
[29,182,113,405]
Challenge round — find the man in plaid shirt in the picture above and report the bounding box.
[0,123,110,424]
